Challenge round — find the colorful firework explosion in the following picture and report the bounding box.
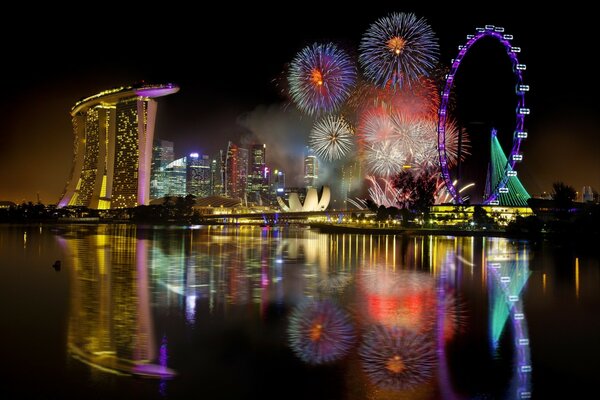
[360,110,468,176]
[359,13,439,88]
[309,115,355,161]
[349,78,440,117]
[288,300,356,364]
[288,43,357,115]
[359,325,436,390]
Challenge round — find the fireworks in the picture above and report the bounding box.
[309,115,355,161]
[288,43,357,115]
[288,300,356,364]
[366,176,402,208]
[359,13,439,88]
[363,139,406,177]
[349,78,440,117]
[359,325,436,390]
[360,110,468,176]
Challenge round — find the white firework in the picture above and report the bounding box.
[360,110,468,175]
[364,139,406,177]
[366,176,401,208]
[309,115,355,161]
[360,110,395,143]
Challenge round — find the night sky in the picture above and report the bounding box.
[1,5,598,203]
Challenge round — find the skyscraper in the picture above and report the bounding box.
[58,83,179,209]
[187,153,211,197]
[210,150,225,196]
[248,144,268,203]
[163,157,187,197]
[225,142,248,200]
[304,150,318,189]
[150,139,174,199]
[270,169,285,204]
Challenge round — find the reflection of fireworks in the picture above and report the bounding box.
[288,43,356,115]
[440,292,466,342]
[288,300,355,364]
[360,325,436,390]
[309,115,355,161]
[359,269,434,296]
[359,13,439,88]
[318,272,353,293]
[359,269,436,331]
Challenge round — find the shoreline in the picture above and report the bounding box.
[308,223,518,238]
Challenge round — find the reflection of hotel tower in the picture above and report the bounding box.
[58,84,179,209]
[57,226,173,378]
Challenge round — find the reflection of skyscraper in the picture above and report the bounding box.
[304,152,318,189]
[57,225,174,378]
[59,84,179,209]
[187,153,211,197]
[150,139,174,199]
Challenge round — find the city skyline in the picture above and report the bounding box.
[1,6,598,203]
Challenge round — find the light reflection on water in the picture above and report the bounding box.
[4,224,598,399]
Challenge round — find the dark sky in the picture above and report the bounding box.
[1,5,598,203]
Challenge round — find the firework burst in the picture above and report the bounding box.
[288,43,357,115]
[360,110,468,176]
[359,13,439,88]
[359,325,436,390]
[288,300,356,364]
[366,176,402,208]
[349,78,440,117]
[364,139,406,177]
[309,115,355,161]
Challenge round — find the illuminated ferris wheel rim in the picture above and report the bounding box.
[437,25,529,205]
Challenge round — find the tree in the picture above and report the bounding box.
[551,181,577,220]
[393,170,436,217]
[473,205,492,225]
[552,181,576,208]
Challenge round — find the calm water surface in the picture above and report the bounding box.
[0,224,598,399]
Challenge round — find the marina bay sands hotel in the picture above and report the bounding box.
[58,83,179,209]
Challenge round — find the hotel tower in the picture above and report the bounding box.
[58,83,179,209]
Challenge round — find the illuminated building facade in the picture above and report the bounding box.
[59,83,179,209]
[225,142,248,200]
[210,150,225,196]
[150,139,174,199]
[304,152,318,189]
[164,157,187,197]
[186,153,211,197]
[340,160,361,203]
[269,169,285,204]
[248,144,268,203]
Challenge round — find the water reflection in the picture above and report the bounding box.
[53,225,533,399]
[57,225,175,379]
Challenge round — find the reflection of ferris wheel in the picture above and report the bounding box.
[438,25,529,205]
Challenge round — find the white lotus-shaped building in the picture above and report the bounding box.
[277,186,331,212]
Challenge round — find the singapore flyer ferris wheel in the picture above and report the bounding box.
[437,25,530,206]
